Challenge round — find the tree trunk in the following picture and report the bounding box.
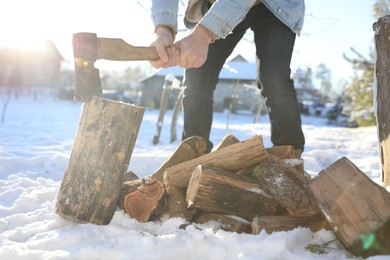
[373,15,390,187]
[164,135,268,189]
[307,156,390,257]
[186,165,278,221]
[56,96,144,225]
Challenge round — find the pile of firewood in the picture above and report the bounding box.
[119,133,390,258]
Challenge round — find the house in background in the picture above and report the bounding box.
[139,55,260,112]
[0,39,63,88]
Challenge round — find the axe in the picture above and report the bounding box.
[73,32,159,102]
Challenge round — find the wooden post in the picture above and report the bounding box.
[153,76,172,145]
[307,156,390,257]
[56,97,144,225]
[373,15,390,186]
[170,80,182,143]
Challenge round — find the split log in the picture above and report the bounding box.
[307,156,390,257]
[164,135,268,189]
[252,158,318,217]
[120,179,166,222]
[252,214,332,234]
[161,134,237,219]
[151,136,208,182]
[212,132,240,151]
[166,185,196,220]
[266,145,294,159]
[193,212,251,234]
[373,15,390,186]
[56,96,144,225]
[186,165,278,221]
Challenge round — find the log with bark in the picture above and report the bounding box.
[252,158,318,217]
[151,135,208,182]
[307,156,390,257]
[252,214,332,234]
[164,135,269,189]
[56,96,144,225]
[186,165,278,221]
[120,179,166,222]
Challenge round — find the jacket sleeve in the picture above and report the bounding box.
[199,0,257,38]
[151,0,180,33]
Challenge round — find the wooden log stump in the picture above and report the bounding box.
[186,165,278,221]
[120,179,166,222]
[252,214,332,234]
[56,96,144,225]
[193,212,252,234]
[151,136,208,182]
[307,156,390,257]
[252,158,318,217]
[164,135,269,189]
[373,15,390,187]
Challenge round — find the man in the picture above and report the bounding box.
[150,0,305,156]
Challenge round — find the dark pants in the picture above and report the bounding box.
[182,4,305,151]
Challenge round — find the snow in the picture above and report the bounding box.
[0,89,388,260]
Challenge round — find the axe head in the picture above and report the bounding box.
[73,32,102,102]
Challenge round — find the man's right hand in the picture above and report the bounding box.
[150,26,180,69]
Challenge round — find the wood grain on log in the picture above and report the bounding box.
[252,158,318,217]
[120,179,166,222]
[186,165,278,221]
[164,135,268,189]
[307,156,390,257]
[56,97,144,225]
[151,136,208,182]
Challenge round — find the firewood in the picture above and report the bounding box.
[151,136,208,182]
[252,158,318,217]
[252,214,332,234]
[266,145,294,159]
[193,212,252,234]
[164,135,268,189]
[307,156,390,257]
[212,132,240,151]
[120,179,166,222]
[166,185,196,220]
[56,96,144,225]
[186,165,278,221]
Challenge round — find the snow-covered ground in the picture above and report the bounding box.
[0,89,387,259]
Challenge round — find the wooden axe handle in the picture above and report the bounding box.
[97,38,159,61]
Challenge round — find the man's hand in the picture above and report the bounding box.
[174,25,216,69]
[150,26,180,69]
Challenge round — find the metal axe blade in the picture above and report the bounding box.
[72,32,158,102]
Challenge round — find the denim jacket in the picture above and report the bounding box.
[151,0,305,38]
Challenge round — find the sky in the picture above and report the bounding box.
[0,0,378,89]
